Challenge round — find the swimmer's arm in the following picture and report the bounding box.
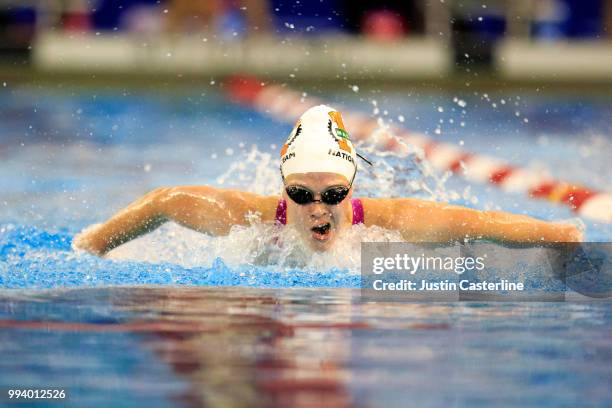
[73,186,279,255]
[362,198,582,243]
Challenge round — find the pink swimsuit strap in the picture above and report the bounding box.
[351,198,364,225]
[275,198,364,225]
[274,198,287,225]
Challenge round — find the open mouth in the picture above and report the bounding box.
[311,222,332,241]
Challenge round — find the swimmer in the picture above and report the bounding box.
[73,105,582,256]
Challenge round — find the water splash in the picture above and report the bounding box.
[106,221,402,273]
[356,99,461,202]
[215,146,282,195]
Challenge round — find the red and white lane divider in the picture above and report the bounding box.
[225,76,612,223]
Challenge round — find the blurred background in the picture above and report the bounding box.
[1,0,611,83]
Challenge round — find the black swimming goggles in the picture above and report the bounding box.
[284,168,356,206]
[281,152,372,206]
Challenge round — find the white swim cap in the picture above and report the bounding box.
[280,105,357,182]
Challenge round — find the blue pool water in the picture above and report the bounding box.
[0,84,611,406]
[1,287,610,407]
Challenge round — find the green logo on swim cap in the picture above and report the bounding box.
[335,128,349,140]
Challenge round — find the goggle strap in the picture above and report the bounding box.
[357,152,373,166]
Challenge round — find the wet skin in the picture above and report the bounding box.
[282,173,354,252]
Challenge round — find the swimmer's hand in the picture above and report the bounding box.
[557,223,584,242]
[471,215,585,243]
[72,224,106,256]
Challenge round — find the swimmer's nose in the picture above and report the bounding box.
[309,201,330,219]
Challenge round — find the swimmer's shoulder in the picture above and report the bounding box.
[170,185,280,223]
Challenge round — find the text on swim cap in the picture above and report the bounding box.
[281,152,295,163]
[328,149,354,163]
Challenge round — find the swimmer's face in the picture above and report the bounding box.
[283,172,353,252]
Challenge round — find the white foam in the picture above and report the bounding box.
[106,221,402,273]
